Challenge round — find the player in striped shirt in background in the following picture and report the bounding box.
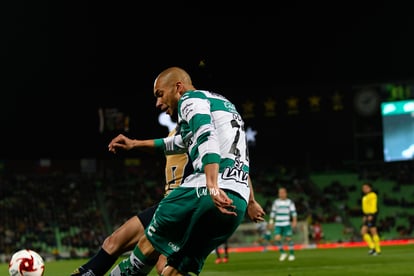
[268,187,297,261]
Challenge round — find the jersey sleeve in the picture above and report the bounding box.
[154,135,187,155]
[290,200,297,217]
[179,92,221,167]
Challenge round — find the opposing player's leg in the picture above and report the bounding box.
[109,188,194,276]
[70,216,142,276]
[71,204,159,276]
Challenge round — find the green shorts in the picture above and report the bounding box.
[146,186,247,274]
[274,225,293,237]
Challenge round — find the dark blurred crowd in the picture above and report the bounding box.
[1,159,414,262]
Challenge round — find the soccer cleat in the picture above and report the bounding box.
[368,249,377,256]
[279,253,288,261]
[288,255,295,261]
[222,257,229,263]
[70,267,96,276]
[215,258,222,264]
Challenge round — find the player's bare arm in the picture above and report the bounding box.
[108,134,155,154]
[247,176,266,222]
[204,163,236,216]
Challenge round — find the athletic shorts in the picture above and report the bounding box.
[145,186,247,275]
[363,213,378,228]
[137,203,159,228]
[274,225,293,237]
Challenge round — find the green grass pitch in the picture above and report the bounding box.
[2,244,414,275]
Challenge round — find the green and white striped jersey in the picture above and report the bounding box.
[154,90,250,203]
[269,198,297,227]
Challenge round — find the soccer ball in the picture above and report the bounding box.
[8,249,45,276]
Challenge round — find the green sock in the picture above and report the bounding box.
[109,245,156,276]
[288,240,294,255]
[276,240,284,253]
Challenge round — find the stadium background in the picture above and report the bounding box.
[2,1,414,265]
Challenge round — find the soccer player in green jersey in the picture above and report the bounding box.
[71,127,193,276]
[269,187,297,261]
[109,67,265,276]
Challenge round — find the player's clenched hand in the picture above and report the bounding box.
[108,134,134,153]
[210,188,237,216]
[247,200,265,223]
